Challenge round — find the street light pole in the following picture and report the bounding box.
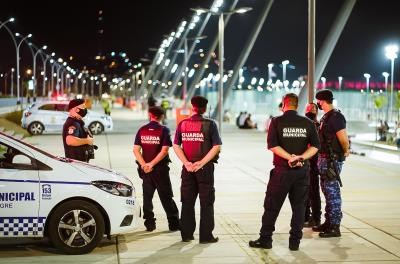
[338,76,343,91]
[364,73,371,116]
[33,45,47,98]
[282,60,289,85]
[321,77,326,89]
[11,68,14,96]
[385,44,398,122]
[183,38,188,108]
[16,33,32,104]
[218,13,224,134]
[383,72,390,121]
[42,52,55,96]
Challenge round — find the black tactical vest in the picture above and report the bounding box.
[180,118,217,162]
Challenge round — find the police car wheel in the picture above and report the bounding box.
[28,122,44,135]
[48,200,105,255]
[89,122,104,135]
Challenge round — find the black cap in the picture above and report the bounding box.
[68,99,85,110]
[316,89,333,101]
[191,96,208,108]
[148,106,165,118]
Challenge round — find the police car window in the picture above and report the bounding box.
[0,142,34,170]
[55,103,68,112]
[39,104,56,111]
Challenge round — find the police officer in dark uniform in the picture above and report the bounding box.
[62,99,93,162]
[312,90,350,238]
[173,96,222,244]
[249,93,320,251]
[304,103,322,228]
[133,106,180,232]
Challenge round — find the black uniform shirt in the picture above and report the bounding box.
[62,116,87,161]
[267,110,320,167]
[319,109,346,155]
[134,121,172,163]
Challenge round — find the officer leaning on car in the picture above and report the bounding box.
[173,95,222,244]
[312,89,350,238]
[62,99,95,162]
[249,93,320,251]
[133,106,180,232]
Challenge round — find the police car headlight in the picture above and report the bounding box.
[92,181,133,197]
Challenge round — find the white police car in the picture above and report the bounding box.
[0,132,140,254]
[21,101,113,135]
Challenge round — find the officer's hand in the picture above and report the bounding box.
[193,161,205,172]
[288,155,304,168]
[344,149,350,157]
[142,164,153,174]
[86,136,94,145]
[184,161,194,172]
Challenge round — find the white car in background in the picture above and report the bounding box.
[21,101,113,135]
[0,132,140,254]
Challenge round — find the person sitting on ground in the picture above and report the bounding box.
[243,114,257,129]
[236,112,243,127]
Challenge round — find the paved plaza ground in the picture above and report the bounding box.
[1,107,399,263]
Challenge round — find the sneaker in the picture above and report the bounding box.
[249,239,272,249]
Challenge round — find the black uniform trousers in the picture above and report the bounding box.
[180,162,215,241]
[260,166,309,244]
[140,164,179,225]
[305,163,322,222]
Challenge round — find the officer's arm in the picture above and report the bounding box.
[149,146,169,167]
[269,146,292,160]
[173,144,189,164]
[300,146,319,160]
[66,135,91,146]
[133,145,146,167]
[199,145,221,166]
[336,129,350,157]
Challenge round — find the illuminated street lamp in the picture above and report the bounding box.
[42,52,55,96]
[15,33,32,104]
[382,72,390,121]
[0,17,15,30]
[267,63,274,82]
[385,44,398,121]
[321,76,326,89]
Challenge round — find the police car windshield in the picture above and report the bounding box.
[1,132,69,162]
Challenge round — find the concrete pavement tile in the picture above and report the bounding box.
[120,256,257,264]
[350,228,400,258]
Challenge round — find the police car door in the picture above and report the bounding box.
[0,139,41,237]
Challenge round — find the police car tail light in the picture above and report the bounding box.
[91,181,133,197]
[24,112,32,117]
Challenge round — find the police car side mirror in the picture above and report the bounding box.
[12,154,32,165]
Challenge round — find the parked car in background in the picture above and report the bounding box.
[21,101,113,135]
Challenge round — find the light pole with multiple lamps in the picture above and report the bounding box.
[193,6,252,134]
[364,73,371,116]
[42,52,55,96]
[385,44,398,122]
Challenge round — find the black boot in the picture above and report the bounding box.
[249,238,272,249]
[304,218,320,228]
[312,220,329,232]
[319,224,341,238]
[168,217,180,232]
[144,219,156,232]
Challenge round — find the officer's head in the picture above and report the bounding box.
[282,93,298,112]
[148,106,165,121]
[316,89,334,111]
[68,99,87,119]
[191,96,208,114]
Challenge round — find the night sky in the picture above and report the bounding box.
[1,0,399,83]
